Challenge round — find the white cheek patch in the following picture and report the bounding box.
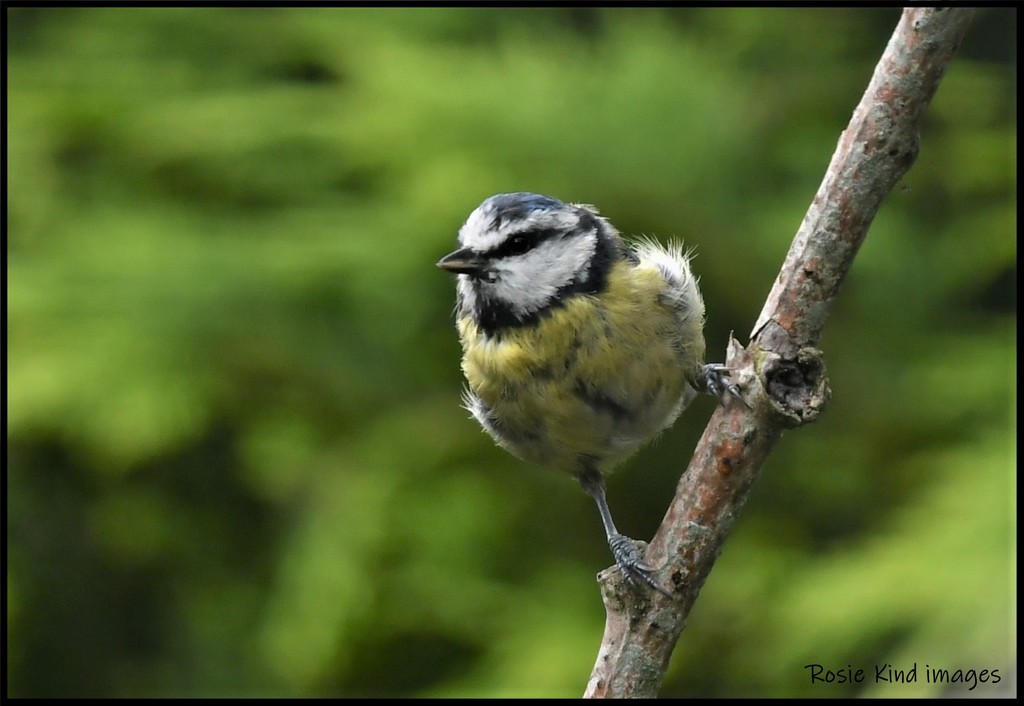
[456,276,478,317]
[491,232,596,315]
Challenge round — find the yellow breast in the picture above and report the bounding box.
[458,261,702,476]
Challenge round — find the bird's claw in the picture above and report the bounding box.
[701,363,744,405]
[608,533,673,599]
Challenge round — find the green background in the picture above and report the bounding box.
[7,7,1015,698]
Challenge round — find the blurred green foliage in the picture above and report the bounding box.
[7,7,1015,698]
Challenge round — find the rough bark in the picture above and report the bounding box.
[584,7,977,698]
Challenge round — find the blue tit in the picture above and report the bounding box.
[437,192,737,595]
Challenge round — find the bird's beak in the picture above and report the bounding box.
[437,247,487,276]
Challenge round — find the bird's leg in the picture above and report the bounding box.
[578,466,672,598]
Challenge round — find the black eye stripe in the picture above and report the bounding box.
[490,228,561,258]
[505,234,531,255]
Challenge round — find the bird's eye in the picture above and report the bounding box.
[506,234,531,255]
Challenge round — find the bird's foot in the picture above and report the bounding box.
[700,363,744,405]
[608,533,672,599]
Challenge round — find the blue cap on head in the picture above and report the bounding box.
[483,192,565,230]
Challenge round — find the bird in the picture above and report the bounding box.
[437,192,738,596]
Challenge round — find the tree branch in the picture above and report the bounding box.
[584,7,977,698]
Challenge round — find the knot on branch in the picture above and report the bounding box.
[760,347,831,427]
